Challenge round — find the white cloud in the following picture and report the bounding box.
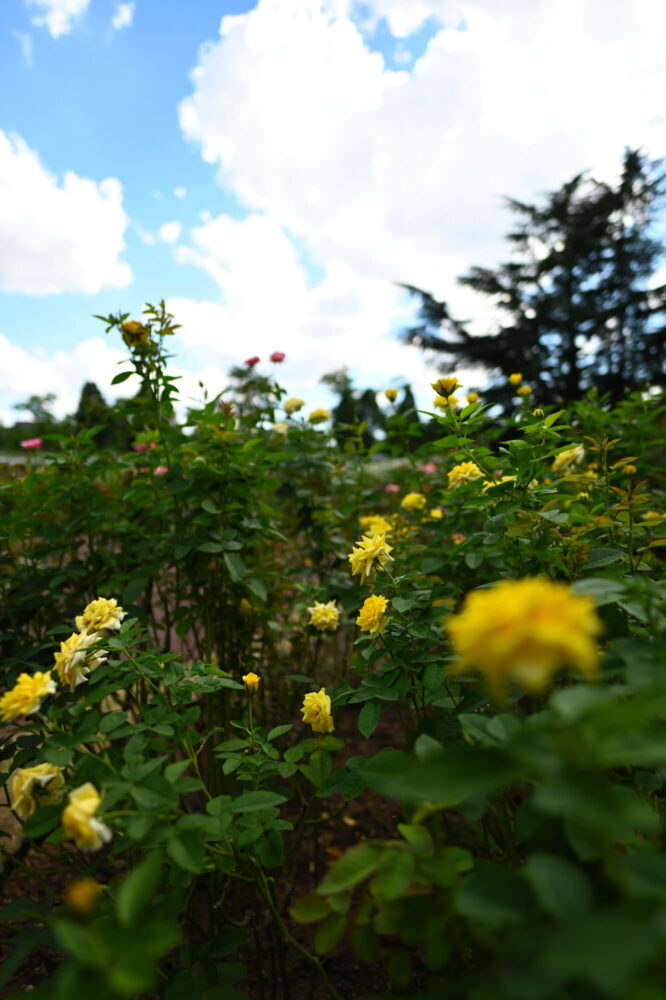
[111,1,135,31]
[26,0,89,38]
[159,221,182,244]
[170,213,441,407]
[0,131,132,295]
[179,0,666,322]
[0,333,141,423]
[173,186,187,198]
[13,31,33,66]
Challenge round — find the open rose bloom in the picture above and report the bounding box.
[20,438,42,450]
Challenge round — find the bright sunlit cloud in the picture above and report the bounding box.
[25,0,89,38]
[111,1,135,32]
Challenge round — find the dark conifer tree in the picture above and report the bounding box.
[402,149,665,409]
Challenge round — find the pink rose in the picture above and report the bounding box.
[20,438,42,450]
[133,443,148,452]
[155,465,168,476]
[385,483,400,493]
[149,441,157,449]
[420,462,436,474]
[270,351,285,363]
[244,356,260,367]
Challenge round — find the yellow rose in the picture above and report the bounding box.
[307,601,339,632]
[301,688,334,734]
[242,672,260,692]
[552,445,585,472]
[65,878,103,915]
[356,595,389,636]
[75,597,126,634]
[284,397,305,415]
[308,408,331,425]
[348,533,394,582]
[0,671,57,723]
[384,388,398,402]
[447,461,483,489]
[509,373,522,386]
[62,784,112,852]
[446,577,601,699]
[466,392,479,404]
[273,422,289,436]
[54,632,107,691]
[121,320,151,350]
[401,492,427,512]
[10,763,65,820]
[359,515,393,537]
[517,385,532,397]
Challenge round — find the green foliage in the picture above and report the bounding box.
[0,306,665,998]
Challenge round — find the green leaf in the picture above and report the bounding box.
[229,790,286,813]
[267,724,292,741]
[223,551,247,582]
[246,578,267,602]
[544,409,565,428]
[289,894,330,924]
[198,541,225,553]
[167,830,206,873]
[358,700,381,739]
[122,576,149,605]
[255,828,284,869]
[314,913,346,954]
[398,823,434,858]
[371,848,415,901]
[111,370,133,385]
[201,499,221,514]
[116,851,165,926]
[523,853,592,921]
[571,577,626,604]
[317,843,383,895]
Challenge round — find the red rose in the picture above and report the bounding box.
[270,351,285,363]
[244,356,260,367]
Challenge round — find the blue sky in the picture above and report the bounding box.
[1,0,664,423]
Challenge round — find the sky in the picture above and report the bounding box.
[1,0,665,425]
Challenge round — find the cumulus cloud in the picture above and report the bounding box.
[170,213,442,406]
[111,1,135,31]
[0,131,132,295]
[159,221,182,244]
[25,0,89,38]
[173,186,187,198]
[0,333,142,425]
[179,0,666,318]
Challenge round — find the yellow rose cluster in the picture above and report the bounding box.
[446,577,602,699]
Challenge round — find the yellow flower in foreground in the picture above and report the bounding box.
[75,597,126,634]
[431,376,461,396]
[517,384,532,397]
[62,784,112,852]
[552,445,585,473]
[356,595,389,636]
[65,878,103,915]
[401,492,427,512]
[466,392,479,404]
[359,514,393,537]
[10,763,65,820]
[348,533,394,582]
[54,632,107,690]
[284,397,305,415]
[446,577,601,698]
[301,688,334,734]
[509,373,522,386]
[307,601,340,632]
[0,671,57,723]
[242,672,260,692]
[384,388,398,402]
[308,408,331,424]
[448,461,483,489]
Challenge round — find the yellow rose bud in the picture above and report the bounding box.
[517,384,532,397]
[65,878,102,915]
[384,388,398,402]
[242,672,260,693]
[466,392,479,404]
[308,408,331,425]
[400,492,427,512]
[509,373,522,386]
[431,376,461,396]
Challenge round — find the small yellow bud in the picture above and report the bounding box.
[384,388,398,402]
[517,385,532,397]
[509,373,522,386]
[466,392,479,404]
[431,376,461,396]
[65,878,102,915]
[242,672,260,692]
